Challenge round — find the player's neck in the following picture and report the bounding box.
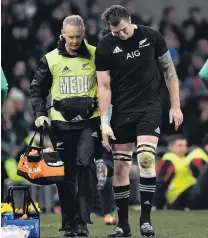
[127,24,136,39]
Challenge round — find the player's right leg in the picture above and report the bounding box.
[107,114,137,237]
[108,143,134,237]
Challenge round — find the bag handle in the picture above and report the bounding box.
[25,121,49,155]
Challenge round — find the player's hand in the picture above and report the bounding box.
[35,116,50,127]
[101,124,116,152]
[169,107,183,131]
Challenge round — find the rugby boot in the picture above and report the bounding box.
[140,222,155,237]
[108,224,131,237]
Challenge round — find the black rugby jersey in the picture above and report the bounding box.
[95,25,168,113]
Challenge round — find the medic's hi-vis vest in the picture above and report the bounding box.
[45,44,99,122]
[162,153,196,205]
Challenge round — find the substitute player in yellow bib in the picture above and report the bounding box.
[30,15,99,237]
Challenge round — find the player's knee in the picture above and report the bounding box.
[112,151,132,178]
[138,151,155,168]
[137,143,156,177]
[114,160,130,178]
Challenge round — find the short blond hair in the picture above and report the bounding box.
[62,15,85,31]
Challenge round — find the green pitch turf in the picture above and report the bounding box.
[40,210,208,238]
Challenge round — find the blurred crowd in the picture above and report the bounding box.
[1,0,208,204]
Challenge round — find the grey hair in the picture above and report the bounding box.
[62,15,85,31]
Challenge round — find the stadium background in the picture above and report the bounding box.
[1,0,208,237]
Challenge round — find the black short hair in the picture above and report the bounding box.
[166,134,186,145]
[101,5,130,26]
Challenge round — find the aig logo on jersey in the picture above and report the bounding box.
[126,50,140,59]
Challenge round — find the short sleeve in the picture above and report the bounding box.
[95,39,110,71]
[153,29,168,58]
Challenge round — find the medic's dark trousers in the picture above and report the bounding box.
[50,124,97,230]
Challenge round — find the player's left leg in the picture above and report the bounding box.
[137,135,158,237]
[136,102,162,237]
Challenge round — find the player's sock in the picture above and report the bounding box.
[139,177,156,224]
[113,185,130,226]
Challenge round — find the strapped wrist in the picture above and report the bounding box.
[101,116,109,126]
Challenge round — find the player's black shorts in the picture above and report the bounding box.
[111,102,162,144]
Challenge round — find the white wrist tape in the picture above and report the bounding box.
[101,116,109,126]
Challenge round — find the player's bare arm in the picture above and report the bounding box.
[97,71,116,151]
[158,51,180,109]
[96,70,112,116]
[158,51,183,130]
[158,51,178,82]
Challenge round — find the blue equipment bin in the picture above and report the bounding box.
[1,186,40,237]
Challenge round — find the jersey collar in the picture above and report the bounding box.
[111,24,138,36]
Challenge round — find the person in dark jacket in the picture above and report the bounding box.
[30,15,99,237]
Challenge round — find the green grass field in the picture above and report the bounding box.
[40,210,208,238]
